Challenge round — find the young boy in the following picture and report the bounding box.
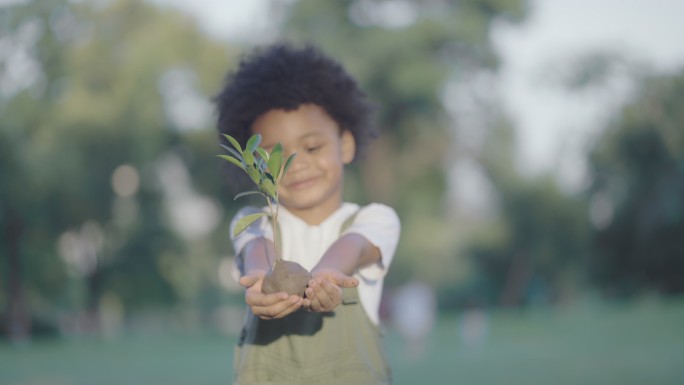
[215,43,400,384]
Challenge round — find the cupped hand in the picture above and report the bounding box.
[239,270,303,320]
[303,268,359,313]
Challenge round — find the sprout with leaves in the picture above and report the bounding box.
[219,134,310,296]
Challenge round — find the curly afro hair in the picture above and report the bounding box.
[214,43,377,161]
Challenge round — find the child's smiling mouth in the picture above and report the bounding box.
[285,176,319,190]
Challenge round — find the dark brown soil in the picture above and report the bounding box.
[261,260,311,297]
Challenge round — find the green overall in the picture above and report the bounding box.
[233,210,391,385]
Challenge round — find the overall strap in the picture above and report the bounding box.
[340,208,361,234]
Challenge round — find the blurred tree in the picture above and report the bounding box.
[1,0,239,338]
[452,118,591,307]
[587,70,684,296]
[468,177,590,307]
[1,0,73,341]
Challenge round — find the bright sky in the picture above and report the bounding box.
[146,0,275,43]
[149,0,684,192]
[493,0,684,190]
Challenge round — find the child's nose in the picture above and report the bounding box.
[286,151,308,172]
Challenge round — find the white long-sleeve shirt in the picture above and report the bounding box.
[230,202,401,325]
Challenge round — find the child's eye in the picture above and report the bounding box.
[306,145,322,153]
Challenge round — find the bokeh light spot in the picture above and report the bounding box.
[111,164,140,197]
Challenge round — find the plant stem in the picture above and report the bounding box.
[266,196,281,263]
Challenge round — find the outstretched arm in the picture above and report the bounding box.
[304,233,381,312]
[239,238,303,319]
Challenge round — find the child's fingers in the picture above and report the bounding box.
[239,270,266,288]
[241,271,304,318]
[331,273,358,288]
[306,279,340,312]
[342,276,359,288]
[239,275,258,289]
[304,283,323,311]
[311,270,358,289]
[253,294,301,319]
[304,285,318,310]
[318,279,341,309]
[271,296,303,318]
[246,289,288,308]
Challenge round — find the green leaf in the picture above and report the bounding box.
[217,155,245,171]
[259,178,277,199]
[220,144,244,162]
[267,143,283,180]
[234,191,263,200]
[246,165,261,185]
[256,157,266,173]
[233,212,268,237]
[256,147,270,162]
[242,149,255,167]
[282,153,297,176]
[246,134,262,153]
[222,134,242,153]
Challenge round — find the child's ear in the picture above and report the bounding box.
[341,130,356,164]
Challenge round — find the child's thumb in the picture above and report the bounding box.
[337,274,359,288]
[239,272,263,288]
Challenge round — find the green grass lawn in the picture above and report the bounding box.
[386,298,684,385]
[2,299,683,385]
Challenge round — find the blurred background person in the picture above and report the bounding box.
[458,300,489,351]
[390,281,436,360]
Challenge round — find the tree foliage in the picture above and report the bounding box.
[587,71,684,296]
[1,0,239,337]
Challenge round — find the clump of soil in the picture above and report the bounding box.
[262,260,311,297]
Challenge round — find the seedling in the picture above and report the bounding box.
[219,133,311,296]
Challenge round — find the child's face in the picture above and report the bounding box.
[251,104,355,224]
